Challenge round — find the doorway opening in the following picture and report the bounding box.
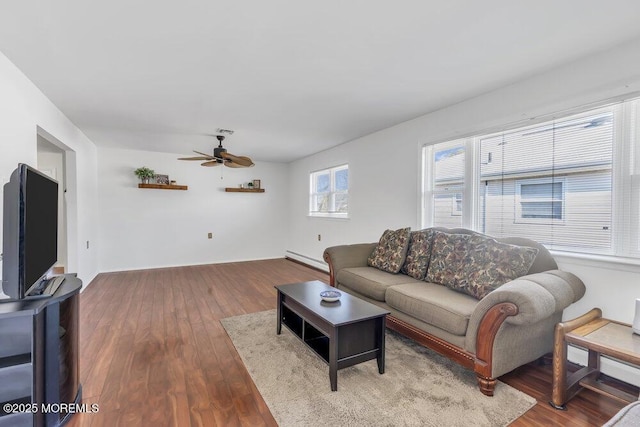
[36,130,72,274]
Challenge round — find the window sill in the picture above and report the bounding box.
[550,250,640,273]
[307,213,350,220]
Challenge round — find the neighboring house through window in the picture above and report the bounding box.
[428,143,465,228]
[516,179,565,221]
[309,164,348,217]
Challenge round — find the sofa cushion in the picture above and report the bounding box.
[426,231,539,299]
[385,282,479,336]
[401,229,434,280]
[367,227,411,273]
[337,267,423,301]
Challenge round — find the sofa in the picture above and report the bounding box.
[323,227,586,396]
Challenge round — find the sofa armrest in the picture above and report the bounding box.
[323,243,377,286]
[466,270,585,352]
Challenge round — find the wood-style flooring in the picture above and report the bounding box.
[66,259,635,426]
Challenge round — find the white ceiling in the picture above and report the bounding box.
[2,1,640,162]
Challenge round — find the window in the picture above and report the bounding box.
[516,179,564,221]
[424,143,465,228]
[423,98,640,257]
[309,164,348,217]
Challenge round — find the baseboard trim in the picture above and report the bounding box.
[98,256,286,274]
[284,251,329,273]
[80,272,99,293]
[284,256,329,275]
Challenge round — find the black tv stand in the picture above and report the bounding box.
[0,274,82,427]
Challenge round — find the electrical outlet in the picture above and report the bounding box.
[317,234,321,241]
[208,232,213,239]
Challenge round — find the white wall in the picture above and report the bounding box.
[287,38,640,383]
[0,51,99,294]
[97,147,288,271]
[287,135,421,268]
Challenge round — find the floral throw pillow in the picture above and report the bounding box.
[425,231,539,299]
[367,227,411,274]
[466,237,539,299]
[401,229,434,280]
[425,231,475,286]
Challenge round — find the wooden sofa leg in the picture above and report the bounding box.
[476,375,497,396]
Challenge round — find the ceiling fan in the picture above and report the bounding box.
[178,135,254,168]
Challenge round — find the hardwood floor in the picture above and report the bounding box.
[66,259,634,426]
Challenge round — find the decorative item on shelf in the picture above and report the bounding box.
[633,298,640,335]
[247,182,254,189]
[253,179,261,189]
[170,180,176,185]
[155,174,169,185]
[134,166,155,184]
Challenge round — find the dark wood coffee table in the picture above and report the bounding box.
[275,280,389,391]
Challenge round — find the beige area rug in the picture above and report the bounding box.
[221,310,536,427]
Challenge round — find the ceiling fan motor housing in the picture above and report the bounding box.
[214,146,227,158]
[214,134,227,159]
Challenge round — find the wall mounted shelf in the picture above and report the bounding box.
[138,183,188,190]
[225,188,265,193]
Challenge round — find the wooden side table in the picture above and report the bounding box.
[550,308,640,409]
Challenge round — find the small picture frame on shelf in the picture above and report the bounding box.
[155,174,169,185]
[252,179,261,189]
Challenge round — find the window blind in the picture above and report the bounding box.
[479,108,614,252]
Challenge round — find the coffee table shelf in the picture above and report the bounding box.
[281,304,331,363]
[306,336,330,362]
[281,306,303,336]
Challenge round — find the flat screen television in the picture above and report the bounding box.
[2,163,58,299]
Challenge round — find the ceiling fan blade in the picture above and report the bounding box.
[221,152,254,167]
[236,156,255,167]
[224,160,243,168]
[178,156,212,161]
[193,150,214,158]
[201,161,221,167]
